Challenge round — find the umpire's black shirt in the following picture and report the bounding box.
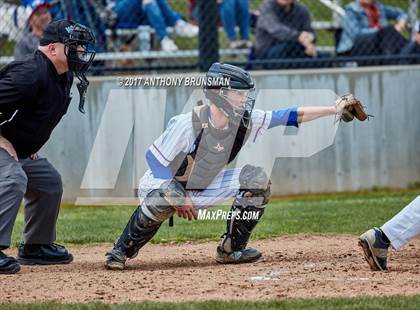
[0,50,73,158]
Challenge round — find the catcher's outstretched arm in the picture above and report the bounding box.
[297,94,370,124]
[297,106,336,123]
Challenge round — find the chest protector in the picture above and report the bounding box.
[170,104,252,190]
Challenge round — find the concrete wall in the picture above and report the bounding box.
[40,65,420,203]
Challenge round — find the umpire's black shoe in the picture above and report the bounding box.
[17,242,73,265]
[0,250,21,274]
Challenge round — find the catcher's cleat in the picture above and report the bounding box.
[215,245,262,264]
[358,227,390,271]
[105,249,127,270]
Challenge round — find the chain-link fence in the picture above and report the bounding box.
[0,0,419,73]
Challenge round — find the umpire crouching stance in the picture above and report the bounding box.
[0,20,96,274]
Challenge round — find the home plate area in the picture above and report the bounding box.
[2,234,420,304]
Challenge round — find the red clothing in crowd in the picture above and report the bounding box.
[360,0,381,29]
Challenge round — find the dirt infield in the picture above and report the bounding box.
[1,234,419,304]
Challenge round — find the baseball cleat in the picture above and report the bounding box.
[358,227,390,271]
[105,249,127,270]
[215,246,262,264]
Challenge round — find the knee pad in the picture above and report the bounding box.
[238,165,271,206]
[113,179,186,258]
[159,179,187,208]
[142,179,186,222]
[141,188,176,223]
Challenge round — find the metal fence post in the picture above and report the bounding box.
[332,0,342,26]
[197,0,219,71]
[409,0,419,40]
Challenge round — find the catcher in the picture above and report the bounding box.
[105,63,368,270]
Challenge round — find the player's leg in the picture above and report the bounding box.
[155,0,183,27]
[187,167,243,207]
[219,0,237,43]
[142,0,169,41]
[113,0,144,28]
[236,0,250,41]
[105,179,185,270]
[216,165,271,264]
[187,165,271,264]
[359,195,420,271]
[17,156,72,265]
[0,148,27,274]
[381,195,420,250]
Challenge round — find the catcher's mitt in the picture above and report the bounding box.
[335,94,371,123]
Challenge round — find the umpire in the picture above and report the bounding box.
[0,20,96,274]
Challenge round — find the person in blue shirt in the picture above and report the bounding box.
[337,0,408,57]
[112,0,198,52]
[399,21,420,64]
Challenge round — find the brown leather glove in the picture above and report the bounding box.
[335,94,370,123]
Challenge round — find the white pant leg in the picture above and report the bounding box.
[381,195,420,250]
[188,168,242,208]
[137,170,167,202]
[138,168,242,208]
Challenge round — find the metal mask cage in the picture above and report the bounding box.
[63,24,96,73]
[219,87,256,118]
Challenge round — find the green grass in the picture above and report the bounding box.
[4,190,420,308]
[10,188,419,246]
[0,37,15,57]
[2,295,420,309]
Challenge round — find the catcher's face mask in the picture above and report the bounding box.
[218,87,256,127]
[63,23,96,113]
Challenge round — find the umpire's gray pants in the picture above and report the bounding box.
[0,148,63,248]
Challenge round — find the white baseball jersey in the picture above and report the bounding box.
[149,109,272,168]
[138,109,273,208]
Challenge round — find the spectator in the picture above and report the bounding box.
[14,0,52,60]
[399,21,420,63]
[337,0,408,56]
[219,0,252,49]
[255,0,317,61]
[188,0,197,22]
[113,0,198,52]
[50,0,107,52]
